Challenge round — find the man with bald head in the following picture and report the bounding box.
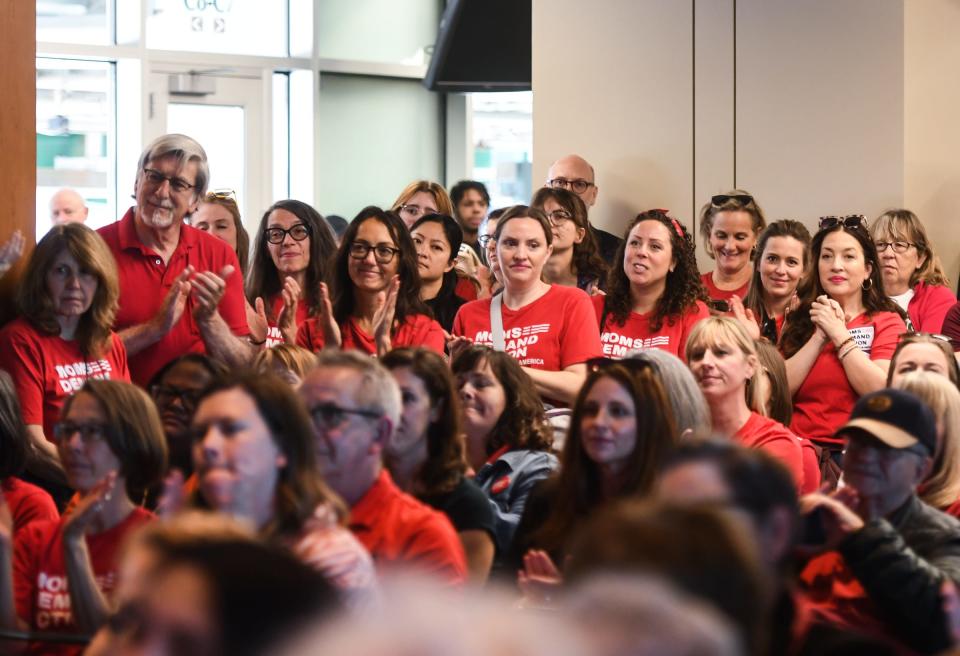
[49,188,89,224]
[546,154,622,262]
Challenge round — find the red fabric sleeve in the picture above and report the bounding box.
[911,283,956,334]
[558,291,603,368]
[0,326,45,427]
[5,480,59,534]
[296,318,325,352]
[869,312,907,361]
[757,438,806,492]
[402,515,467,584]
[405,315,445,354]
[13,522,46,623]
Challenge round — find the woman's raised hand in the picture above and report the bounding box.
[373,276,400,356]
[277,276,302,345]
[318,282,342,348]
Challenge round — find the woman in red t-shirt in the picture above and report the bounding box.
[686,317,805,490]
[594,210,709,361]
[297,206,444,356]
[780,216,907,458]
[736,220,812,344]
[0,379,166,654]
[246,200,338,348]
[0,224,129,484]
[697,191,767,308]
[451,206,602,404]
[190,371,376,607]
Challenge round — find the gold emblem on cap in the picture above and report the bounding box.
[867,394,893,412]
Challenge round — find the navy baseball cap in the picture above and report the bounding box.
[837,388,937,456]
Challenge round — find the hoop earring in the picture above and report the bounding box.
[861,278,873,291]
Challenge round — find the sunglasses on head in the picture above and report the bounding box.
[818,215,867,231]
[711,194,754,207]
[898,331,951,343]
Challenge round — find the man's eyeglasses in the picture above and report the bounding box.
[546,209,574,227]
[265,224,310,244]
[142,168,195,194]
[399,204,438,219]
[348,241,401,264]
[151,384,203,408]
[478,235,495,248]
[819,215,867,232]
[547,178,595,194]
[53,421,110,445]
[711,194,754,207]
[874,240,916,254]
[309,403,381,429]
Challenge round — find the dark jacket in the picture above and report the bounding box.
[838,494,960,654]
[474,449,558,557]
[424,270,467,333]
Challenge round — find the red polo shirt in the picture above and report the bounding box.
[348,469,466,584]
[99,208,249,385]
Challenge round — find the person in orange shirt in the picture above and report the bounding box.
[299,350,467,583]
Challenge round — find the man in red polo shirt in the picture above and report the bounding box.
[299,350,467,584]
[99,134,252,385]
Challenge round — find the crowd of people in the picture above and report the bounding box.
[0,133,959,654]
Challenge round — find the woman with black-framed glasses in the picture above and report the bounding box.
[297,206,444,356]
[780,215,906,465]
[247,199,338,349]
[697,190,767,309]
[0,379,166,649]
[870,209,954,333]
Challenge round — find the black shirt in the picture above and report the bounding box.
[591,225,623,263]
[422,476,496,539]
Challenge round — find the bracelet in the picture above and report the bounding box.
[838,343,859,361]
[835,336,855,352]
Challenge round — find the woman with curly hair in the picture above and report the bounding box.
[698,191,767,306]
[246,199,338,347]
[451,346,557,561]
[781,216,906,459]
[296,206,444,356]
[382,348,496,581]
[738,220,811,343]
[510,359,678,575]
[0,224,128,482]
[594,210,709,360]
[531,187,608,295]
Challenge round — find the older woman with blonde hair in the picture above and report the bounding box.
[893,371,960,517]
[871,209,954,333]
[0,224,128,483]
[391,180,454,230]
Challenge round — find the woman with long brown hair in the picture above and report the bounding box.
[451,346,557,562]
[511,359,678,575]
[296,206,444,356]
[780,215,906,460]
[0,224,128,482]
[381,348,495,582]
[531,186,607,295]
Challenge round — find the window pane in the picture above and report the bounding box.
[471,92,533,208]
[317,74,442,219]
[147,0,287,57]
[37,0,112,45]
[318,0,440,65]
[36,59,115,237]
[167,103,246,211]
[272,73,290,202]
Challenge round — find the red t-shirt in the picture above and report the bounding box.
[0,318,129,440]
[296,313,445,355]
[348,469,466,584]
[907,281,955,334]
[14,507,154,655]
[3,478,58,534]
[701,271,750,302]
[455,276,478,301]
[452,285,602,370]
[593,295,710,360]
[264,294,311,348]
[799,439,822,495]
[98,208,249,386]
[734,412,805,491]
[790,311,906,445]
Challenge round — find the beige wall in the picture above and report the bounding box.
[534,0,959,290]
[905,0,960,288]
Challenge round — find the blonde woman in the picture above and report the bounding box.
[893,371,960,517]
